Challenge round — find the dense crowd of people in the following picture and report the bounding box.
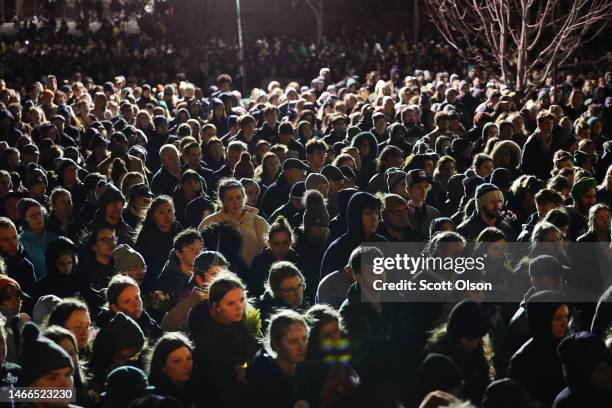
[0,21,612,407]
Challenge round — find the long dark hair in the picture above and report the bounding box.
[148,332,194,387]
[136,195,177,239]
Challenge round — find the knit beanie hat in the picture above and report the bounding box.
[94,312,145,358]
[418,353,462,397]
[25,165,48,189]
[233,152,254,179]
[101,366,154,405]
[462,173,485,199]
[305,173,329,191]
[16,198,42,223]
[572,150,590,166]
[490,168,512,191]
[97,183,126,210]
[18,322,74,386]
[447,299,488,339]
[570,177,597,203]
[32,294,62,325]
[475,183,504,212]
[114,244,146,273]
[289,181,306,200]
[303,189,330,229]
[385,168,407,193]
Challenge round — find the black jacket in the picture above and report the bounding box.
[187,302,258,407]
[520,132,555,181]
[260,173,292,219]
[96,308,162,340]
[151,166,180,196]
[136,222,183,292]
[0,246,36,295]
[320,192,387,279]
[509,292,567,406]
[248,248,302,298]
[246,349,310,408]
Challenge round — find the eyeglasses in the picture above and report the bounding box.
[279,282,306,295]
[96,237,117,245]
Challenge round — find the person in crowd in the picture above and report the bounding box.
[16,198,59,280]
[47,297,92,357]
[113,244,147,287]
[424,299,493,404]
[172,170,207,227]
[122,183,154,230]
[34,236,80,299]
[77,225,116,311]
[87,182,135,245]
[187,272,259,407]
[320,192,386,279]
[100,365,155,408]
[509,290,569,406]
[0,313,20,387]
[97,274,162,340]
[457,183,517,241]
[44,325,92,406]
[54,157,86,214]
[269,180,307,226]
[46,187,81,242]
[261,156,308,215]
[151,144,182,196]
[199,178,269,267]
[0,217,36,294]
[257,261,307,322]
[521,110,558,181]
[17,322,75,402]
[566,176,598,240]
[155,229,203,309]
[0,275,30,363]
[90,311,146,391]
[246,309,310,407]
[553,331,612,407]
[249,216,302,297]
[135,195,183,288]
[147,332,196,407]
[378,193,421,242]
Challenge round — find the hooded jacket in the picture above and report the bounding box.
[135,221,183,292]
[553,332,612,407]
[351,132,379,189]
[509,290,568,406]
[260,173,292,219]
[33,236,80,299]
[328,188,358,242]
[320,192,387,280]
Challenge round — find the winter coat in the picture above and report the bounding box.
[456,210,517,241]
[248,248,302,298]
[187,302,259,407]
[320,192,387,279]
[199,206,269,266]
[293,227,330,298]
[0,246,36,295]
[151,166,180,196]
[520,131,556,181]
[509,291,567,406]
[246,349,311,408]
[135,221,183,292]
[260,173,292,219]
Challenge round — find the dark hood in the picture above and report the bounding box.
[336,188,358,220]
[418,353,462,397]
[44,236,77,278]
[346,191,380,236]
[526,290,567,344]
[481,378,538,408]
[351,131,379,162]
[558,331,609,391]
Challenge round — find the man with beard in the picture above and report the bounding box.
[378,194,420,242]
[457,183,517,241]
